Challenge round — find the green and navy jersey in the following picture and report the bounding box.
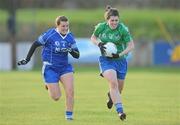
[93,22,133,57]
[37,28,78,66]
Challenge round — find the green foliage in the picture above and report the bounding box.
[0,67,179,125]
[0,8,180,40]
[120,9,180,40]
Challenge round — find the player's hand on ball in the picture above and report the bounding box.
[112,53,119,58]
[17,59,29,65]
[98,42,106,55]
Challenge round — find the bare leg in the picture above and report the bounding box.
[117,79,125,94]
[46,83,61,101]
[103,69,126,120]
[60,72,74,112]
[103,69,122,104]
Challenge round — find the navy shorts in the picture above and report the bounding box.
[99,56,127,80]
[42,62,73,83]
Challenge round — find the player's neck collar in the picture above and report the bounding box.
[55,28,69,39]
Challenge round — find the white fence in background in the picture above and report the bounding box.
[1,39,178,71]
[16,42,34,70]
[0,42,34,71]
[0,40,152,71]
[0,43,12,70]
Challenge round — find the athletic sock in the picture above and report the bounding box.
[65,111,73,120]
[115,103,123,113]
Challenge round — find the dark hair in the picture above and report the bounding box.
[104,5,119,20]
[55,16,68,26]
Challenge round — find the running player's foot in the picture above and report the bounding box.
[107,92,113,109]
[45,85,48,90]
[66,118,73,121]
[118,112,126,121]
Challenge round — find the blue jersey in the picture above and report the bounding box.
[37,28,77,66]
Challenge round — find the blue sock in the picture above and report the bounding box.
[65,111,73,120]
[115,103,123,113]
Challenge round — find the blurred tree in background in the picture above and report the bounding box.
[0,0,19,69]
[0,0,180,41]
[0,0,179,41]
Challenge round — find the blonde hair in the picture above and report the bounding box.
[55,16,68,26]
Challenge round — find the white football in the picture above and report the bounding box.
[104,42,117,57]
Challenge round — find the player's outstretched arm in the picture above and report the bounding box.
[17,41,42,65]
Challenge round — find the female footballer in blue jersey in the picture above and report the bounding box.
[91,6,134,120]
[17,16,80,120]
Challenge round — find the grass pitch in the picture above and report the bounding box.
[0,67,179,125]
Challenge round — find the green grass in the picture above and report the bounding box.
[0,67,180,125]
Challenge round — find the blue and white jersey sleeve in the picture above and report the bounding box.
[69,33,78,49]
[37,32,48,45]
[37,28,54,45]
[71,42,78,49]
[71,39,78,49]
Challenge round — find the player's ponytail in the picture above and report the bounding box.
[105,5,111,12]
[104,5,119,20]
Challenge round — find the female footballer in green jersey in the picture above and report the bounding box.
[91,5,134,120]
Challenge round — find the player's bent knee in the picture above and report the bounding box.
[52,96,60,101]
[51,94,61,101]
[53,97,59,101]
